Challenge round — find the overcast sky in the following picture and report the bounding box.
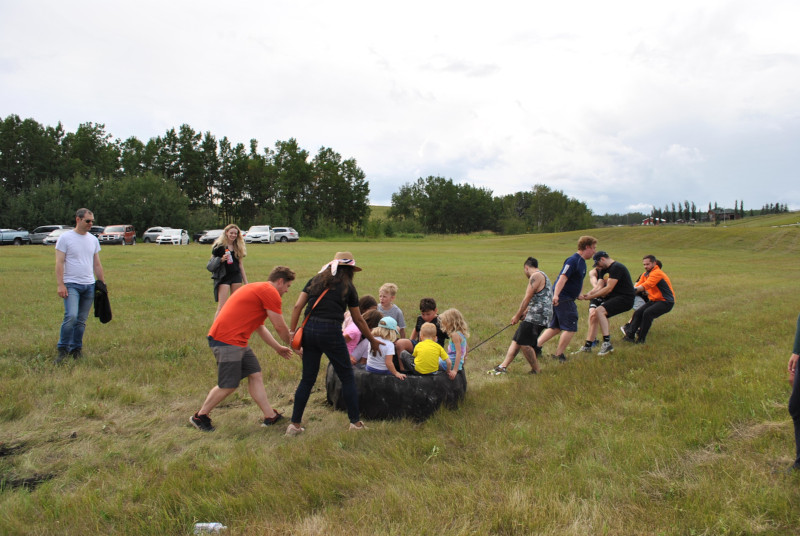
[2,1,798,214]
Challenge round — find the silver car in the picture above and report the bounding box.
[43,228,70,245]
[271,227,299,242]
[143,226,171,243]
[30,225,71,244]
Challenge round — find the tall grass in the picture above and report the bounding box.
[1,219,799,535]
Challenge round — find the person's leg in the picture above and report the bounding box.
[290,342,322,425]
[198,386,237,415]
[499,341,520,369]
[70,283,95,353]
[215,284,232,318]
[246,371,280,419]
[537,328,559,348]
[637,302,672,342]
[326,329,361,424]
[555,331,575,356]
[399,350,417,373]
[597,307,610,338]
[586,307,599,342]
[520,345,540,373]
[395,339,413,356]
[626,304,646,338]
[789,374,800,467]
[58,283,81,352]
[229,282,242,295]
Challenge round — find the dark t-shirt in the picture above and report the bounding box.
[212,244,241,277]
[302,278,359,323]
[603,261,635,299]
[414,315,448,346]
[557,253,587,300]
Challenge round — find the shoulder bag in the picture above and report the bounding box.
[291,289,330,350]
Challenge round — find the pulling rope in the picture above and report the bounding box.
[470,323,513,352]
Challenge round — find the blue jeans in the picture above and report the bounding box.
[58,282,95,352]
[291,318,360,424]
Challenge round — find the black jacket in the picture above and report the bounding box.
[94,280,112,324]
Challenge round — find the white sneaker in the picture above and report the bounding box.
[286,423,305,436]
[597,341,614,356]
[571,346,592,355]
[349,421,367,431]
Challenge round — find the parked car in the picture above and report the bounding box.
[0,228,31,245]
[198,229,224,244]
[192,230,207,242]
[271,226,299,242]
[155,228,190,245]
[30,225,71,244]
[99,224,136,245]
[244,225,272,244]
[89,225,105,237]
[43,228,70,245]
[143,226,171,243]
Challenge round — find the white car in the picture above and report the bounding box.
[155,229,190,245]
[43,228,70,245]
[271,227,299,242]
[244,225,272,244]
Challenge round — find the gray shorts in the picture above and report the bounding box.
[210,343,261,388]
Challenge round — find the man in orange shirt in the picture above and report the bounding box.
[190,266,295,432]
[622,255,675,344]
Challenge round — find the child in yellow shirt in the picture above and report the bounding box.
[399,322,450,375]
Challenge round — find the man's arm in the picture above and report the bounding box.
[267,309,291,345]
[93,252,105,283]
[512,276,537,324]
[255,324,292,359]
[552,274,567,306]
[585,278,617,300]
[56,249,67,298]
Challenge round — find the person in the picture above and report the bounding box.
[190,266,296,432]
[621,259,661,337]
[377,282,406,339]
[399,322,451,375]
[394,297,448,357]
[211,224,248,318]
[575,251,635,356]
[351,310,383,366]
[343,295,378,355]
[536,236,598,362]
[438,308,469,380]
[621,255,675,344]
[585,265,604,348]
[287,252,381,436]
[55,208,105,363]
[490,257,552,375]
[361,317,405,379]
[787,313,800,472]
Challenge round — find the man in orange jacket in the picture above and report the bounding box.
[621,255,675,344]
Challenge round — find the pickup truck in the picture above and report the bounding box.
[0,228,31,245]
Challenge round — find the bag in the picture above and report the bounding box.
[207,255,222,273]
[291,289,330,351]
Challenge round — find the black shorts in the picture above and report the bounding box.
[512,321,545,347]
[219,272,243,286]
[589,298,604,309]
[599,295,635,318]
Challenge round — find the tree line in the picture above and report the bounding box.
[0,115,369,233]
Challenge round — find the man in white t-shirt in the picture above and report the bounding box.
[55,208,105,363]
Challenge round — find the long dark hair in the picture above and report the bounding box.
[308,265,355,300]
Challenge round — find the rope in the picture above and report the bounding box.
[470,323,513,352]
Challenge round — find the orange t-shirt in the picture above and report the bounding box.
[208,282,282,346]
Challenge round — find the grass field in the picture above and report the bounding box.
[1,215,799,535]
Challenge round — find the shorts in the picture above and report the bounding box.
[209,341,261,388]
[549,299,578,332]
[589,298,604,309]
[512,321,545,347]
[219,272,243,286]
[598,295,635,319]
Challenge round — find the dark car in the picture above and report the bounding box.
[90,226,105,237]
[198,229,224,244]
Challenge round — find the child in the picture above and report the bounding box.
[395,297,448,357]
[438,308,469,381]
[358,317,405,380]
[399,322,451,375]
[377,283,406,339]
[350,309,383,366]
[343,295,379,354]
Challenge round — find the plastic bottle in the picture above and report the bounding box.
[225,248,233,264]
[194,522,227,534]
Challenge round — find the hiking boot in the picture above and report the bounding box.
[597,342,614,356]
[551,353,567,363]
[286,423,305,436]
[349,421,367,431]
[489,365,507,375]
[261,411,283,426]
[571,346,592,355]
[190,413,215,432]
[55,348,69,364]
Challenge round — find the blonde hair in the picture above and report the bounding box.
[379,282,398,297]
[438,308,469,338]
[420,322,437,340]
[213,224,247,259]
[372,326,398,343]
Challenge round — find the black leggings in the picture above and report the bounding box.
[628,300,673,342]
[790,373,800,466]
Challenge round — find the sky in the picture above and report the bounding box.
[2,0,799,215]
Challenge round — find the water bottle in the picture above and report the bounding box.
[225,248,233,264]
[194,522,227,534]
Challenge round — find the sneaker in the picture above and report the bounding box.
[190,413,215,432]
[597,342,614,356]
[551,353,567,363]
[261,411,283,426]
[590,339,600,347]
[620,326,629,338]
[489,365,507,375]
[349,421,367,431]
[55,348,69,364]
[286,423,305,436]
[533,346,543,357]
[571,346,592,355]
[621,336,636,343]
